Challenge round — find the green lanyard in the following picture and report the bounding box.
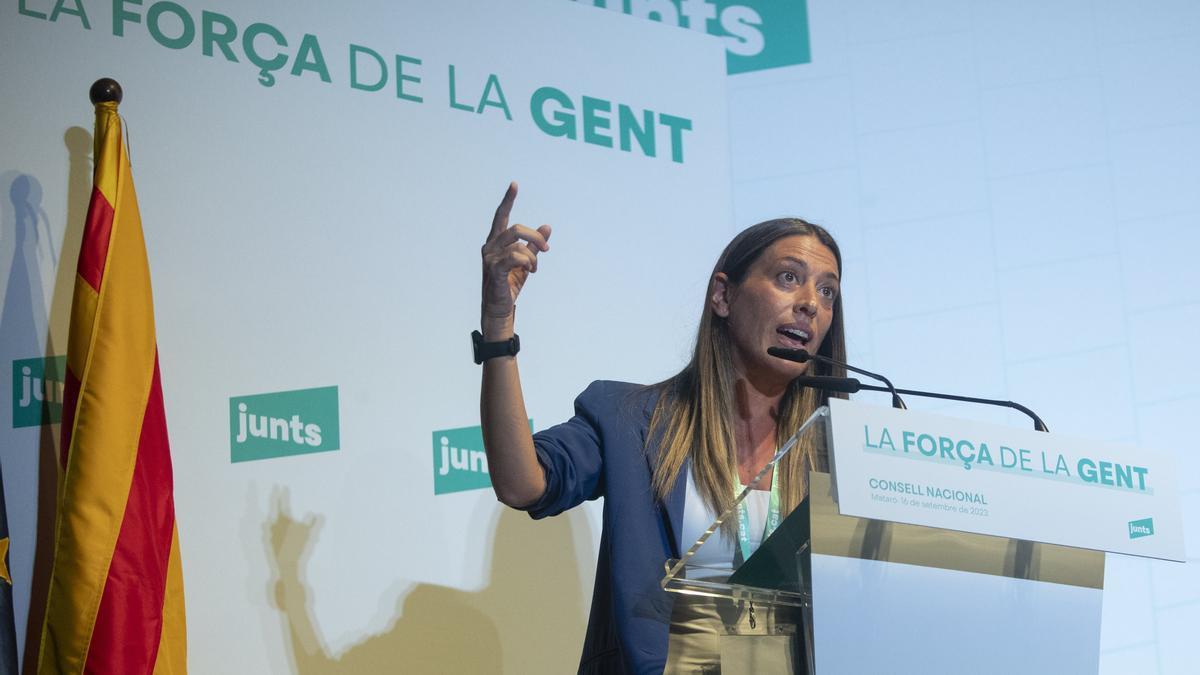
[735,470,781,565]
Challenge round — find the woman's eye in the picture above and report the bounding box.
[779,271,797,284]
[820,286,837,299]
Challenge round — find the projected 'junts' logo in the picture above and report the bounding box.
[577,0,811,74]
[230,386,340,463]
[12,356,67,428]
[1128,518,1155,540]
[433,420,532,495]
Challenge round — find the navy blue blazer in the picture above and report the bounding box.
[523,380,688,675]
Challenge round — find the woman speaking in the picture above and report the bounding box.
[476,182,847,674]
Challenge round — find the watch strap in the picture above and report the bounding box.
[472,330,520,364]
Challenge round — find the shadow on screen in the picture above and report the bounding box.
[2,125,92,675]
[265,487,592,674]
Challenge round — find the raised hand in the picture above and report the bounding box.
[480,182,551,327]
[478,184,549,507]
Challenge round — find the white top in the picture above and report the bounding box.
[679,467,772,569]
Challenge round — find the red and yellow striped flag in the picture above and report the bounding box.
[38,81,186,675]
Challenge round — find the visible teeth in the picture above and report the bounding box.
[781,328,810,341]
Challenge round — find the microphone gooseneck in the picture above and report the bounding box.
[767,347,1050,431]
[768,347,907,410]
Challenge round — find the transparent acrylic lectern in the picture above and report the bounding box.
[661,406,1106,675]
[661,406,828,674]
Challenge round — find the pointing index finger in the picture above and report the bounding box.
[489,181,518,238]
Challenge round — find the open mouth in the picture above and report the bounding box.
[777,326,811,349]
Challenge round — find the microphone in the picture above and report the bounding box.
[769,347,907,409]
[790,375,863,394]
[767,347,812,363]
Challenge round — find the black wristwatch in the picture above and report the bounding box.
[472,330,520,364]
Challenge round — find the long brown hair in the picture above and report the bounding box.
[647,218,847,523]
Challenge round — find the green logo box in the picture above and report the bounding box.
[581,1,811,75]
[230,386,340,463]
[433,420,533,495]
[12,356,67,428]
[1128,517,1155,540]
[720,0,811,75]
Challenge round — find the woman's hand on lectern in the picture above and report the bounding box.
[480,182,551,334]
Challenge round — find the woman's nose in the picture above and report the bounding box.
[794,288,817,315]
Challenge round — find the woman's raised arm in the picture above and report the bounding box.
[479,182,552,508]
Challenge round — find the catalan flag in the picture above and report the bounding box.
[37,80,186,675]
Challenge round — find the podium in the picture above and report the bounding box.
[662,401,1184,674]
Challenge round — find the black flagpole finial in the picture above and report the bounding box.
[89,78,123,105]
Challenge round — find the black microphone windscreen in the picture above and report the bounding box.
[767,346,811,363]
[791,375,862,393]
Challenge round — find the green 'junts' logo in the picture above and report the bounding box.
[577,0,811,74]
[1128,518,1154,539]
[433,420,533,495]
[12,356,66,428]
[230,386,340,463]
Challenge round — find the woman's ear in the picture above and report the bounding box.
[710,273,732,318]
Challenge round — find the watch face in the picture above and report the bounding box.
[472,330,484,364]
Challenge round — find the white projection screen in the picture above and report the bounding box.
[1,0,1197,673]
